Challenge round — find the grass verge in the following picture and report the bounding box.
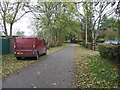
[75,45,119,88]
[1,45,67,79]
[86,55,119,88]
[47,45,67,54]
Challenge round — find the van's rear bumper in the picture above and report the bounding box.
[14,54,37,57]
[14,50,37,58]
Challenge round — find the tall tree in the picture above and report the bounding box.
[30,2,79,46]
[82,2,93,47]
[78,2,116,50]
[0,0,31,37]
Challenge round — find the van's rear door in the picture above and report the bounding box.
[16,37,34,50]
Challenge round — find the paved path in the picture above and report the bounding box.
[2,44,76,88]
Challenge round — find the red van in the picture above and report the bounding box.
[14,37,47,60]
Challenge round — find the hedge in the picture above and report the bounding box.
[78,42,93,49]
[98,43,120,60]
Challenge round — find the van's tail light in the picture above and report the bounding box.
[14,41,16,49]
[33,41,35,48]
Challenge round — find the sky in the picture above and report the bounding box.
[13,13,33,36]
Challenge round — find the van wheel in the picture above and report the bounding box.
[16,57,21,60]
[43,50,47,55]
[34,53,39,60]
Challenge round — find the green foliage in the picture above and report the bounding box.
[117,20,120,40]
[86,42,93,49]
[63,19,80,42]
[87,55,119,88]
[0,1,30,36]
[80,2,94,42]
[78,42,85,47]
[99,28,118,40]
[32,2,79,46]
[98,44,120,60]
[75,44,119,88]
[16,31,25,37]
[100,15,118,31]
[79,2,117,50]
[78,42,93,49]
[99,17,119,40]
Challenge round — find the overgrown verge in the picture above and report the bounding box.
[75,45,119,88]
[1,45,67,79]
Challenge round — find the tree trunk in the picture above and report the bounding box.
[10,23,13,36]
[92,29,97,50]
[92,39,96,50]
[3,13,8,37]
[3,20,8,37]
[118,20,120,40]
[85,18,88,48]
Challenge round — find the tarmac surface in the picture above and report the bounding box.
[2,44,76,88]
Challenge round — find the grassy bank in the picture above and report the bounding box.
[1,45,67,79]
[75,45,119,88]
[86,55,119,88]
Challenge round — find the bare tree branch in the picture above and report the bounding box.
[14,10,31,22]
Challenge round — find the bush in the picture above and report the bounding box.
[98,43,120,60]
[87,42,92,49]
[78,42,93,49]
[97,38,105,43]
[78,42,85,46]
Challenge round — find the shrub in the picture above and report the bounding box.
[87,42,93,49]
[78,42,93,49]
[98,43,120,60]
[78,42,85,46]
[97,38,105,43]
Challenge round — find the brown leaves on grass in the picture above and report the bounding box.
[2,54,36,79]
[74,45,119,88]
[74,45,99,88]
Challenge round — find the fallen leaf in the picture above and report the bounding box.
[31,84,37,88]
[37,72,40,75]
[52,82,57,86]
